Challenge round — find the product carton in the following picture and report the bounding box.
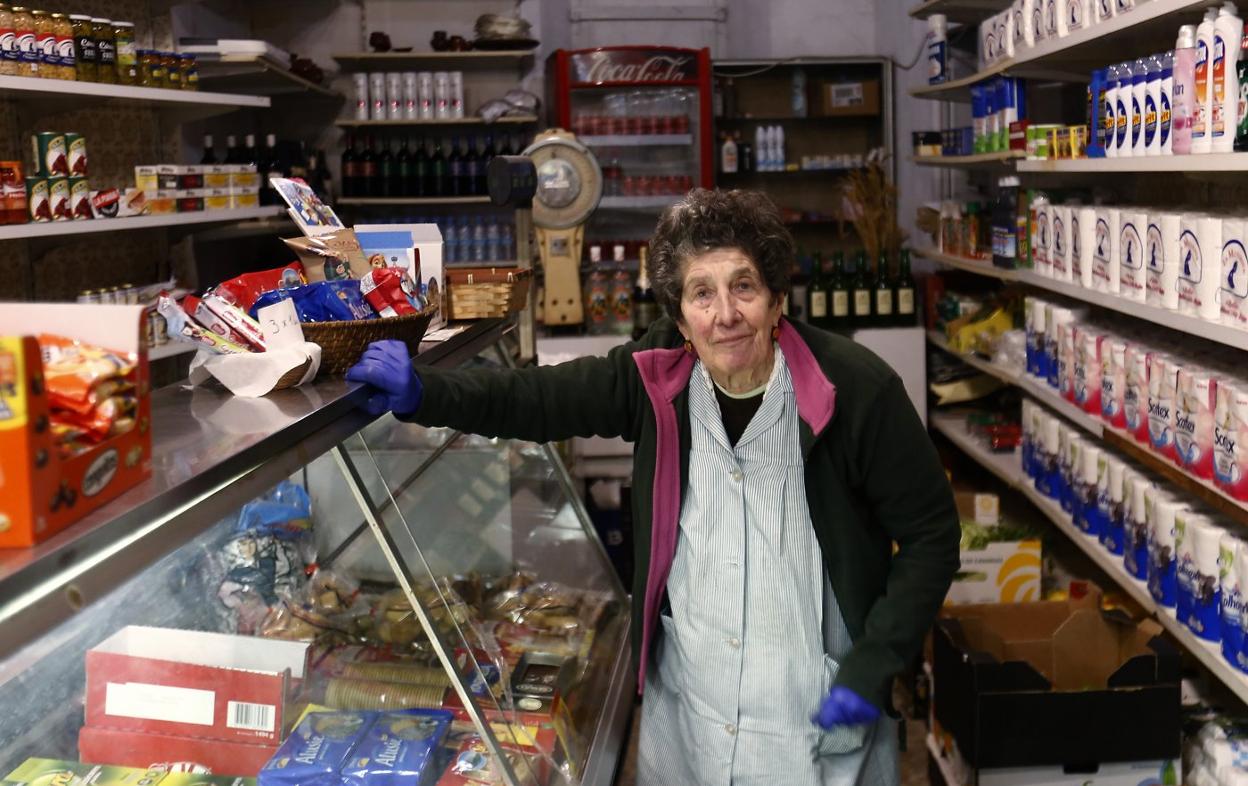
[933,591,1181,769]
[947,492,1042,605]
[977,759,1179,785]
[85,626,308,746]
[79,725,275,778]
[355,223,445,330]
[816,80,880,117]
[0,303,151,547]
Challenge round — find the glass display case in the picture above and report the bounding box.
[0,319,634,786]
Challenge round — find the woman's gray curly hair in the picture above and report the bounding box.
[647,188,795,321]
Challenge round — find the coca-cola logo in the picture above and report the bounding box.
[573,50,695,85]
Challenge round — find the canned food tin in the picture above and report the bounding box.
[417,71,434,120]
[77,290,98,304]
[153,310,168,344]
[368,72,386,121]
[352,73,369,121]
[121,283,137,304]
[26,176,49,222]
[65,132,87,176]
[1048,127,1067,159]
[144,309,155,348]
[48,176,69,220]
[32,131,67,177]
[69,176,91,219]
[97,287,115,304]
[385,71,402,120]
[401,71,418,120]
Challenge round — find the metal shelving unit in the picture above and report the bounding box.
[331,50,535,71]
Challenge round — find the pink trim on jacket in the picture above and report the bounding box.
[631,319,837,692]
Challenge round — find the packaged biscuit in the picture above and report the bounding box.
[217,263,307,312]
[259,711,374,786]
[157,292,252,355]
[341,710,452,786]
[251,280,376,324]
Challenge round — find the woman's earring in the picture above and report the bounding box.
[683,339,694,354]
[771,324,781,340]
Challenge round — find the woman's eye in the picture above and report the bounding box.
[736,280,755,292]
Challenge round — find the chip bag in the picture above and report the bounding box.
[216,262,307,312]
[251,280,376,323]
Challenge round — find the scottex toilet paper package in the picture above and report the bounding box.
[1094,207,1122,293]
[1176,365,1217,480]
[1075,325,1104,415]
[1147,212,1183,310]
[1215,376,1248,501]
[1220,532,1247,668]
[1120,209,1148,301]
[1178,214,1223,321]
[1125,341,1151,442]
[1148,491,1185,607]
[1221,217,1248,331]
[1101,336,1128,430]
[1060,319,1079,402]
[1124,470,1153,580]
[1149,352,1179,463]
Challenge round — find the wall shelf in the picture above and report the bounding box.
[0,207,285,241]
[336,115,538,128]
[916,247,1248,352]
[338,196,491,206]
[195,57,340,99]
[0,74,270,116]
[1018,153,1248,173]
[910,0,1210,102]
[913,151,1024,167]
[909,0,1010,22]
[580,133,694,147]
[930,410,1248,706]
[332,51,535,71]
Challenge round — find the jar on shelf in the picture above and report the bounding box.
[69,14,95,81]
[32,8,52,78]
[90,18,113,83]
[136,49,155,86]
[162,51,180,88]
[112,20,134,84]
[51,12,72,79]
[179,53,196,90]
[0,4,17,76]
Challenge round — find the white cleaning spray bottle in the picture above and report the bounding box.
[1213,1,1244,152]
[1194,8,1218,153]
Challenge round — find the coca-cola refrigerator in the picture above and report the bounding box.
[549,46,715,214]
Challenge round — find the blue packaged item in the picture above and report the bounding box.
[1124,513,1149,580]
[1098,492,1125,555]
[1045,330,1060,390]
[1148,537,1177,607]
[250,280,377,323]
[1088,68,1108,157]
[1059,453,1076,514]
[1115,63,1132,153]
[237,481,312,537]
[1130,57,1148,152]
[260,711,375,786]
[341,710,452,786]
[971,85,986,154]
[1160,52,1174,151]
[1223,582,1245,667]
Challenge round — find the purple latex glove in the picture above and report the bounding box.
[345,340,423,417]
[813,686,881,730]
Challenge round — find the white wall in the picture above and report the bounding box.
[726,0,877,58]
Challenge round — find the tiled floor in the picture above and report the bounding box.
[612,696,930,785]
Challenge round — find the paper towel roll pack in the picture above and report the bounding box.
[1102,336,1128,430]
[1150,352,1180,462]
[1221,218,1248,330]
[1119,209,1148,300]
[1176,365,1217,480]
[1178,214,1224,321]
[1093,207,1122,293]
[1215,377,1248,501]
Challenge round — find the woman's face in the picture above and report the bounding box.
[676,247,782,390]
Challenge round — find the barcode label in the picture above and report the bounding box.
[226,701,275,732]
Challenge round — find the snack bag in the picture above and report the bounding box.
[251,281,376,323]
[198,292,268,351]
[360,267,424,318]
[341,710,452,786]
[157,293,252,355]
[259,711,373,786]
[217,263,307,312]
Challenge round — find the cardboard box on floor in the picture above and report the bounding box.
[977,759,1180,786]
[947,492,1042,605]
[933,588,1181,770]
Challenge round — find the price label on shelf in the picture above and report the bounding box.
[257,299,304,348]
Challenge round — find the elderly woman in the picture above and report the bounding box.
[347,189,960,785]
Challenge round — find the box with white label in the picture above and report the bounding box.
[85,626,307,745]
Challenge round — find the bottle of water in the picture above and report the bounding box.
[443,219,459,263]
[486,219,501,262]
[453,217,470,263]
[471,216,487,262]
[500,222,514,262]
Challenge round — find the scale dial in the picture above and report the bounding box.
[523,132,603,230]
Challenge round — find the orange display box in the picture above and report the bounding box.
[0,303,151,547]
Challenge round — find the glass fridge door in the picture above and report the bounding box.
[329,405,632,786]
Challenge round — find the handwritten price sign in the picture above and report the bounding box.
[257,299,305,348]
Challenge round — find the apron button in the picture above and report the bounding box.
[724,723,737,735]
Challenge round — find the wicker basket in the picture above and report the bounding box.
[446,267,532,320]
[301,305,438,376]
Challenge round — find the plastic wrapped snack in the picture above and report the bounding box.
[259,711,373,786]
[250,280,377,323]
[37,334,139,457]
[340,710,452,786]
[324,678,446,711]
[158,292,253,355]
[260,569,365,643]
[216,262,307,312]
[194,292,268,351]
[360,267,424,318]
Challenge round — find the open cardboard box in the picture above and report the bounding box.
[85,626,308,747]
[0,303,151,547]
[933,589,1181,769]
[948,492,1042,605]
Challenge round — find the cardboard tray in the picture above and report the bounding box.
[932,592,1181,769]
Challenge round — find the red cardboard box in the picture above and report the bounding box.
[0,303,151,547]
[79,725,276,777]
[85,626,308,746]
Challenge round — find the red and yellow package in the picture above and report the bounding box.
[37,334,136,414]
[360,267,421,318]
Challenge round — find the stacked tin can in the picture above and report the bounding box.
[353,70,463,121]
[26,130,89,222]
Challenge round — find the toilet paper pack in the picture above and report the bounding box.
[1220,217,1248,331]
[1060,0,1088,36]
[1149,352,1179,463]
[1124,341,1150,442]
[1045,0,1059,38]
[1221,532,1246,666]
[1176,365,1216,480]
[1075,326,1104,415]
[1214,376,1248,501]
[1059,320,1079,402]
[1174,509,1200,625]
[1041,412,1063,500]
[1094,207,1122,293]
[1148,492,1184,607]
[1123,470,1153,579]
[1183,514,1222,642]
[1079,442,1104,536]
[1177,214,1223,321]
[1034,199,1052,277]
[1077,206,1097,288]
[1147,212,1183,310]
[1098,453,1127,555]
[1101,337,1128,430]
[1119,209,1148,301]
[1045,307,1072,389]
[1062,433,1083,514]
[1053,205,1074,281]
[1022,398,1037,478]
